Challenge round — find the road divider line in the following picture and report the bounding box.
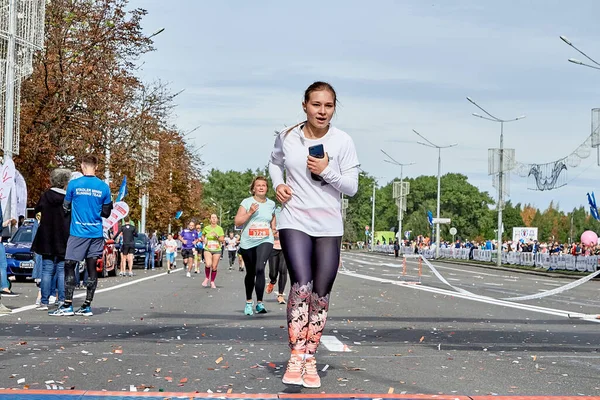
[0,268,182,318]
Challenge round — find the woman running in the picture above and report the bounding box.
[267,207,287,305]
[269,81,359,388]
[234,176,276,315]
[201,214,224,288]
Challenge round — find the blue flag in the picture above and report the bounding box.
[116,176,127,202]
[175,211,183,220]
[588,192,599,221]
[427,210,433,226]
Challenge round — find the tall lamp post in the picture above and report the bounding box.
[560,35,600,71]
[210,198,223,224]
[381,149,414,246]
[412,130,457,258]
[467,97,525,267]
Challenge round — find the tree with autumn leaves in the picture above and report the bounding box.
[15,0,204,233]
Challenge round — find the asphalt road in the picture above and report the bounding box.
[1,251,599,396]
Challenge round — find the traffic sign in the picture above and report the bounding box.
[449,227,457,235]
[432,218,451,224]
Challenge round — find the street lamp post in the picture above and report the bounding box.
[467,97,525,268]
[381,149,414,247]
[210,198,223,224]
[412,130,457,258]
[560,35,600,71]
[370,182,375,251]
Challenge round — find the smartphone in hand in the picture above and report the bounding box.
[308,144,325,181]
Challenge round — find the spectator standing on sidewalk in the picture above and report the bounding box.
[49,154,112,317]
[31,168,71,311]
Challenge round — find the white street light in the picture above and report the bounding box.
[412,130,457,258]
[561,35,600,71]
[381,149,415,247]
[210,198,223,223]
[467,97,525,267]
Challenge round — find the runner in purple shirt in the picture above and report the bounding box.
[180,221,198,277]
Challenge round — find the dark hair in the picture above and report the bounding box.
[250,176,269,194]
[304,81,337,106]
[81,154,98,166]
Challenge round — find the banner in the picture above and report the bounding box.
[512,227,538,243]
[116,176,128,202]
[103,201,129,232]
[0,158,15,220]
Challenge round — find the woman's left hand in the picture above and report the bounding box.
[307,154,329,176]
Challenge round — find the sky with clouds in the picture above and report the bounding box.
[127,0,600,212]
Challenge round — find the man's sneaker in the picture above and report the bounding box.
[302,357,321,388]
[74,305,93,316]
[244,302,253,316]
[36,304,49,311]
[0,303,11,314]
[49,295,57,304]
[277,295,286,304]
[256,303,267,314]
[282,354,304,385]
[210,281,217,289]
[167,268,171,274]
[1,290,19,297]
[119,272,124,277]
[49,304,74,316]
[128,272,134,277]
[266,282,275,294]
[186,271,191,278]
[201,278,209,287]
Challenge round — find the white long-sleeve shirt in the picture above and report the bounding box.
[269,124,360,236]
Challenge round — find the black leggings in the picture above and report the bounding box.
[228,250,237,266]
[239,242,273,302]
[279,229,341,297]
[65,258,98,304]
[268,248,287,295]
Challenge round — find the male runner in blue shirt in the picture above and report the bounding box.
[50,155,112,317]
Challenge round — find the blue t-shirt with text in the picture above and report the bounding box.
[65,175,111,238]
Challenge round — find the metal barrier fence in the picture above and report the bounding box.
[371,245,600,272]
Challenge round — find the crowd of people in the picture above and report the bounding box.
[373,235,600,259]
[0,81,359,389]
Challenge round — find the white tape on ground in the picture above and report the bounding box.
[320,335,351,352]
[348,253,600,302]
[339,269,600,322]
[0,268,182,317]
[416,255,600,301]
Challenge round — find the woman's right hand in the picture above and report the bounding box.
[276,184,293,203]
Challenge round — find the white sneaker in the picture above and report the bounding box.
[49,295,57,304]
[186,272,191,278]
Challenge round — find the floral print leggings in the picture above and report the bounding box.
[279,229,342,355]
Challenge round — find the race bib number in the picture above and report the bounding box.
[207,240,219,250]
[248,222,270,238]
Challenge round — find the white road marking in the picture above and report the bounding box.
[0,268,183,317]
[320,335,351,352]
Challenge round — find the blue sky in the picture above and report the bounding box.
[127,0,600,212]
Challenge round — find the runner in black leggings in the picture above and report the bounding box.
[266,220,287,305]
[268,82,360,388]
[234,176,276,316]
